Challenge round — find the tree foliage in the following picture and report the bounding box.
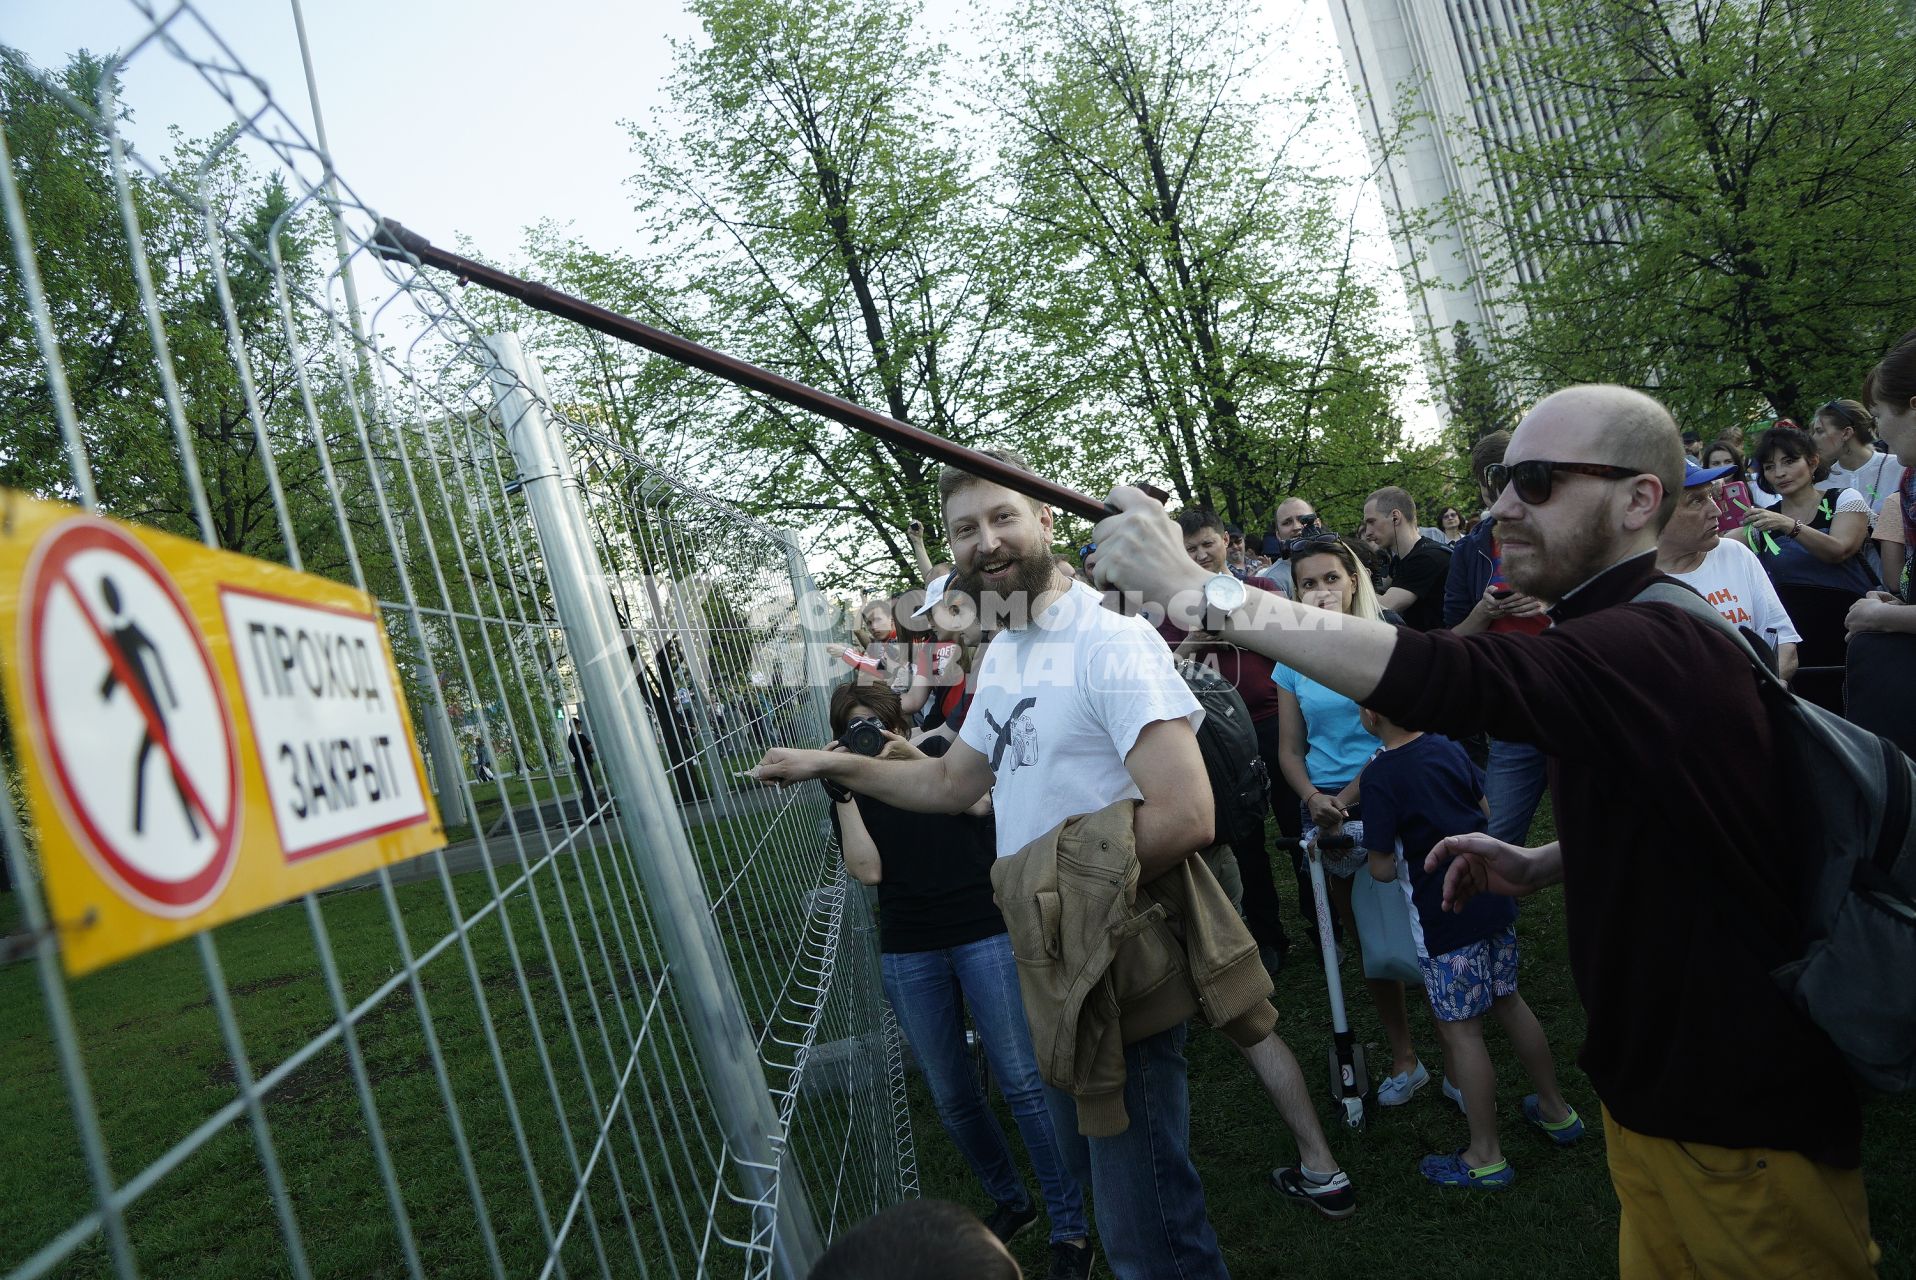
[1443,321,1512,451]
[618,0,1023,586]
[994,0,1420,537]
[1457,0,1916,429]
[0,48,374,579]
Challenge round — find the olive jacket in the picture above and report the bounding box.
[990,799,1277,1136]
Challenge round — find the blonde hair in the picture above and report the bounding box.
[1292,537,1384,622]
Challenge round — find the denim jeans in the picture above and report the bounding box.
[1045,1024,1230,1280]
[1484,737,1548,846]
[882,934,1088,1244]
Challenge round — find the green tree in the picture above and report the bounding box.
[618,0,1026,587]
[1453,0,1916,427]
[0,48,373,578]
[993,0,1418,534]
[1443,321,1513,452]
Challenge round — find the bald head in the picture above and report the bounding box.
[1517,385,1685,528]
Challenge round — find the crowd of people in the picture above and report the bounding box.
[762,327,1916,1279]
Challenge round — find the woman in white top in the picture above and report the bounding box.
[1809,399,1905,587]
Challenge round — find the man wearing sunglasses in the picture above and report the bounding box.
[1086,384,1874,1278]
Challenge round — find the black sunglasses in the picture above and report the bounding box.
[1485,460,1641,505]
[1286,531,1344,557]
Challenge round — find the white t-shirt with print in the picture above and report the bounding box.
[1668,538,1802,646]
[959,581,1202,859]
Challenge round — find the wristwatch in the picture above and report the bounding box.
[1201,571,1248,631]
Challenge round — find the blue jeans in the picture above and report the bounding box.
[1484,737,1547,846]
[882,934,1088,1244]
[1045,1024,1230,1280]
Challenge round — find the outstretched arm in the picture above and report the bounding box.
[907,520,936,583]
[1089,487,1401,703]
[754,732,993,814]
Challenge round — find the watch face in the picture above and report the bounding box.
[1205,573,1247,614]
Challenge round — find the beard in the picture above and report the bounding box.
[1499,520,1614,602]
[954,543,1059,628]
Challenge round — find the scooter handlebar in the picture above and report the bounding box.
[1273,833,1357,852]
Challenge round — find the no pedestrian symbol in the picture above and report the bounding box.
[24,520,239,916]
[0,491,444,977]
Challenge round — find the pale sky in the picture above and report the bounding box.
[5,0,1435,439]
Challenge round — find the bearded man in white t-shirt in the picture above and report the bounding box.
[754,451,1245,1279]
[1656,458,1801,684]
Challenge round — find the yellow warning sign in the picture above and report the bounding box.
[0,490,445,976]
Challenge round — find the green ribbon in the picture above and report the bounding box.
[1731,496,1782,555]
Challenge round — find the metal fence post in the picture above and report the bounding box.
[482,332,823,1278]
[783,545,839,748]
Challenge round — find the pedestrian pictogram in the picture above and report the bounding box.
[0,490,444,977]
[25,520,239,915]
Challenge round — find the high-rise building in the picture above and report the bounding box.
[1324,0,1558,387]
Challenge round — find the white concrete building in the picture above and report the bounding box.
[1323,0,1564,389]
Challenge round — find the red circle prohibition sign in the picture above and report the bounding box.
[22,518,240,915]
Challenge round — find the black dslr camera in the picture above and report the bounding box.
[1266,512,1324,560]
[840,717,888,757]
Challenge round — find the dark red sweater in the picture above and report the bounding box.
[1370,552,1860,1166]
[1156,574,1286,722]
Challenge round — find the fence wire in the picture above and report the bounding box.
[0,4,912,1277]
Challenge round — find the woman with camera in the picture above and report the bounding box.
[1738,423,1875,713]
[826,683,1092,1278]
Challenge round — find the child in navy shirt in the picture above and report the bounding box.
[1357,704,1583,1190]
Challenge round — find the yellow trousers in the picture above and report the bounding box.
[1602,1107,1880,1278]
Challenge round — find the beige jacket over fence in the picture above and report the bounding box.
[989,799,1277,1137]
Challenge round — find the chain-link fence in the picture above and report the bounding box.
[0,4,912,1276]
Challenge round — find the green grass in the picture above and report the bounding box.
[9,788,1911,1279]
[0,794,842,1279]
[437,772,571,845]
[910,807,1916,1279]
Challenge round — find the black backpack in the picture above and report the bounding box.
[1637,582,1916,1091]
[1174,658,1271,851]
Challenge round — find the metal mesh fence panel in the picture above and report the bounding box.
[0,5,912,1277]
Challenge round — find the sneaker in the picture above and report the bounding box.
[1441,1076,1466,1115]
[1377,1060,1429,1106]
[1420,1149,1514,1190]
[1046,1240,1095,1280]
[1270,1165,1357,1220]
[1521,1094,1585,1146]
[984,1199,1038,1244]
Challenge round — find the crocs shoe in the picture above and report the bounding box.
[1420,1149,1513,1190]
[1441,1076,1466,1115]
[1377,1061,1429,1106]
[1521,1094,1584,1146]
[1270,1165,1357,1219]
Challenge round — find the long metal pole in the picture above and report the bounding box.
[483,333,822,1278]
[372,220,1129,522]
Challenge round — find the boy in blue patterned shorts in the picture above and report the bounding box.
[1356,704,1583,1189]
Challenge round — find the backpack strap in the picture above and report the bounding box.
[1631,581,1790,693]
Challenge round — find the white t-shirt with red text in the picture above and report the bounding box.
[1668,539,1802,647]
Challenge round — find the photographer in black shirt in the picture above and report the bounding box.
[826,684,1092,1279]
